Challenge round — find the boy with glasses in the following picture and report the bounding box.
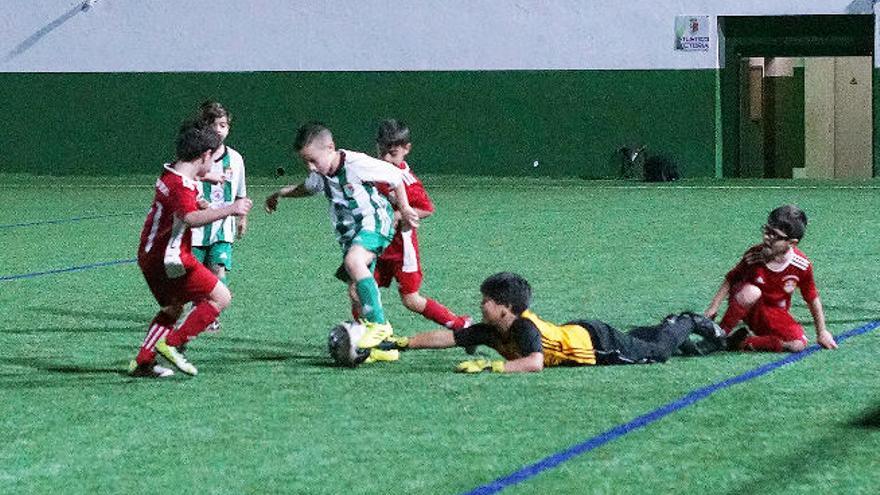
[704,205,837,352]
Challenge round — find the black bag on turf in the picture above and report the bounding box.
[644,155,680,182]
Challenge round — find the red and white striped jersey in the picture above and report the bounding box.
[725,245,819,310]
[376,161,434,263]
[137,165,200,278]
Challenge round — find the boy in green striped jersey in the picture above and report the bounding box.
[191,101,248,332]
[265,122,420,351]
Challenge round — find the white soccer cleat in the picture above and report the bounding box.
[128,359,174,378]
[155,338,198,376]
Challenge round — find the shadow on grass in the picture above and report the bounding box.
[850,404,880,429]
[206,346,319,363]
[0,324,142,334]
[0,357,132,389]
[724,409,880,495]
[29,306,149,323]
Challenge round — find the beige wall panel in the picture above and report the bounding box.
[804,58,835,179]
[833,57,873,178]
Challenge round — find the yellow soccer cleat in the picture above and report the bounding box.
[155,338,198,376]
[364,348,400,364]
[356,320,394,349]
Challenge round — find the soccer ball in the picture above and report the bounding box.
[328,321,370,367]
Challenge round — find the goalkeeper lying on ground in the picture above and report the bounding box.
[380,272,725,373]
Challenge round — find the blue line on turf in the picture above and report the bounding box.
[0,259,136,281]
[462,320,880,495]
[0,212,139,230]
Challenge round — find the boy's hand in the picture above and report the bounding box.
[199,171,226,185]
[265,193,280,214]
[231,197,253,217]
[197,198,210,210]
[236,215,248,239]
[399,206,420,229]
[743,249,770,265]
[703,307,718,320]
[817,330,838,350]
[455,359,504,373]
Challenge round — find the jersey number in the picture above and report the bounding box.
[143,203,164,253]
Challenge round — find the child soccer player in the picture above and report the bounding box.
[358,119,470,330]
[264,122,419,352]
[704,204,837,352]
[190,101,249,332]
[130,120,253,377]
[379,272,722,373]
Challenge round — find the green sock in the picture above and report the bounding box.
[355,277,385,324]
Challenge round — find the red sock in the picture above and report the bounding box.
[742,335,784,352]
[720,299,750,333]
[166,301,220,347]
[136,312,177,365]
[421,298,464,329]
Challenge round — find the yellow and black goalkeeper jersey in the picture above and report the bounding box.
[453,310,597,366]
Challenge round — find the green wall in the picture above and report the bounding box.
[0,70,717,177]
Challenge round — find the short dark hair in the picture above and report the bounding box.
[198,100,231,125]
[176,120,221,161]
[767,204,808,240]
[480,272,532,314]
[376,119,411,151]
[294,121,332,152]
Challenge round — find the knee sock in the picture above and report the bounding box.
[420,298,465,329]
[742,335,784,352]
[355,277,385,324]
[166,300,220,347]
[136,312,177,365]
[720,300,749,333]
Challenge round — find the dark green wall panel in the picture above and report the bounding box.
[0,71,717,177]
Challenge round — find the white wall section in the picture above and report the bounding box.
[0,0,868,72]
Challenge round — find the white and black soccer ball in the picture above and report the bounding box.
[328,321,370,367]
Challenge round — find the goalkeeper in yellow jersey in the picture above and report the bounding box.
[381,272,724,373]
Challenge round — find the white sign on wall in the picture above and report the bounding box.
[675,15,710,51]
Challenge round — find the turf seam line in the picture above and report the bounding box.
[0,259,136,281]
[462,320,880,495]
[0,212,140,230]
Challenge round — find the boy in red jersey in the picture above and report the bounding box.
[705,205,837,352]
[360,119,470,331]
[130,120,253,377]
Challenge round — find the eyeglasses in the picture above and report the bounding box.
[762,224,790,241]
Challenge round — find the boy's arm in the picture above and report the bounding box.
[265,182,311,213]
[398,329,543,373]
[236,209,249,239]
[807,296,837,349]
[493,352,544,373]
[386,195,432,220]
[705,279,731,319]
[184,198,252,227]
[236,160,248,238]
[391,182,419,228]
[406,330,457,348]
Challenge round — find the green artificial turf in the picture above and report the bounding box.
[2,176,879,494]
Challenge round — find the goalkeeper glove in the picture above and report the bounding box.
[455,359,505,374]
[376,335,409,351]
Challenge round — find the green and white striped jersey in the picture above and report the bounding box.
[191,146,247,246]
[303,150,405,251]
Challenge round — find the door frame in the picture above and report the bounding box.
[718,15,874,177]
